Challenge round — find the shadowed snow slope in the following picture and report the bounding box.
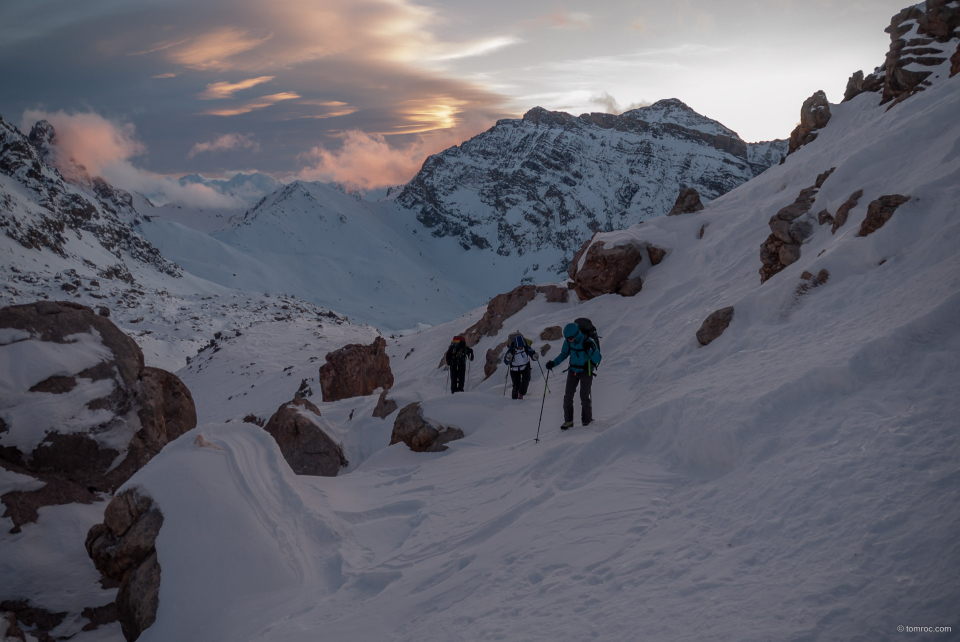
[117,64,960,642]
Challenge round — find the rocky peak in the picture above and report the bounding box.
[27,120,57,162]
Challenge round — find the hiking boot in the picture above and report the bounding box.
[518,394,524,400]
[582,420,592,427]
[560,421,573,430]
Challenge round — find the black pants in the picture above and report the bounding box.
[510,365,531,398]
[451,363,466,393]
[563,369,593,423]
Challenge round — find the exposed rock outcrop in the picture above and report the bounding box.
[570,241,644,300]
[823,189,864,234]
[759,170,833,283]
[797,269,830,296]
[859,195,910,236]
[390,402,464,453]
[484,341,508,379]
[787,91,831,155]
[0,600,66,639]
[318,336,393,402]
[86,489,163,642]
[667,187,705,216]
[540,326,562,341]
[0,301,196,531]
[696,307,735,346]
[952,40,960,76]
[461,283,565,347]
[647,246,667,266]
[372,389,398,419]
[264,398,347,476]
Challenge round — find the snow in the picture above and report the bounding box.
[0,330,127,454]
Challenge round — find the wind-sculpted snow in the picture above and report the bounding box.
[396,98,787,268]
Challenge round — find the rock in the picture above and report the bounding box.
[759,175,830,283]
[318,336,393,402]
[390,402,464,453]
[541,344,552,357]
[797,269,830,295]
[787,91,831,155]
[372,389,398,419]
[647,246,667,266]
[1,611,25,641]
[294,378,313,399]
[263,398,347,476]
[463,285,537,346]
[830,189,865,233]
[98,306,110,317]
[535,284,569,303]
[952,41,960,77]
[85,489,162,642]
[0,301,196,531]
[0,600,66,634]
[879,2,960,105]
[859,195,910,236]
[540,326,562,341]
[696,307,735,346]
[81,603,119,631]
[484,341,508,380]
[617,276,644,297]
[571,241,644,300]
[667,187,705,216]
[817,209,834,227]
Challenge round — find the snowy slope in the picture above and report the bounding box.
[90,50,960,642]
[138,180,562,330]
[396,98,787,269]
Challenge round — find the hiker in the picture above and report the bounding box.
[546,321,601,429]
[504,332,538,399]
[445,335,474,393]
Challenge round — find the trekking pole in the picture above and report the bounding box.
[535,370,550,443]
[445,366,449,394]
[503,368,509,396]
[467,359,472,392]
[536,360,551,395]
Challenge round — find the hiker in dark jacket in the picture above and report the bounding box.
[546,323,601,428]
[445,336,474,393]
[504,332,538,399]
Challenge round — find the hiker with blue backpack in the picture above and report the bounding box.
[545,319,601,429]
[504,332,538,399]
[445,335,474,393]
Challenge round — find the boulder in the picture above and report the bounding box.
[372,389,398,419]
[484,340,508,380]
[85,488,162,642]
[858,195,910,236]
[0,301,196,531]
[567,233,598,280]
[667,188,705,216]
[696,307,735,346]
[571,241,644,300]
[787,91,831,155]
[0,600,66,637]
[390,402,464,453]
[647,246,667,266]
[463,285,537,345]
[952,41,960,77]
[263,398,347,476]
[540,326,562,341]
[879,3,959,105]
[536,284,569,303]
[541,344,552,357]
[617,276,644,297]
[830,189,865,233]
[318,336,393,402]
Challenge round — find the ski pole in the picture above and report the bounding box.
[535,370,550,443]
[536,360,551,395]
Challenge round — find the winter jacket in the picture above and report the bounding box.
[550,328,601,374]
[504,335,537,371]
[445,341,474,366]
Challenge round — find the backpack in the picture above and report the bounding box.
[448,336,468,364]
[574,318,600,351]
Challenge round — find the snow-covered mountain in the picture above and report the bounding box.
[178,171,282,204]
[396,98,787,269]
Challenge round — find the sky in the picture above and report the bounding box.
[0,0,910,196]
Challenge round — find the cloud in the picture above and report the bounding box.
[20,109,245,208]
[299,117,488,191]
[538,8,592,30]
[198,76,275,99]
[188,133,259,157]
[166,27,272,71]
[428,36,522,62]
[21,109,144,180]
[152,72,178,79]
[588,92,651,115]
[630,18,646,32]
[202,92,301,116]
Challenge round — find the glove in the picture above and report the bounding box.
[546,360,554,370]
[504,352,514,364]
[532,352,539,361]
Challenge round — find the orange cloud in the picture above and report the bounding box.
[21,109,144,180]
[188,133,259,157]
[167,27,272,71]
[539,8,592,30]
[198,76,275,99]
[299,123,485,191]
[203,92,300,116]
